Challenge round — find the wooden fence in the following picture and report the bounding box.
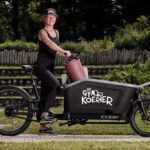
[0,49,150,65]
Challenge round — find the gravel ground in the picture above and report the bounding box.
[0,134,150,142]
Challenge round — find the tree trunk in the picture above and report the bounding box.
[12,0,19,40]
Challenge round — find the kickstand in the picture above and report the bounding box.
[59,121,77,127]
[59,122,69,126]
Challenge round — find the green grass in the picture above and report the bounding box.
[0,64,134,69]
[0,75,103,79]
[0,141,150,150]
[0,66,21,69]
[0,66,65,69]
[0,76,34,79]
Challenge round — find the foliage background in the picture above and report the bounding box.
[1,0,150,43]
[1,14,150,54]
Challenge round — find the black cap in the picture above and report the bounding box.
[44,8,58,17]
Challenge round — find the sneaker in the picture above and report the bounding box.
[49,110,55,117]
[39,127,55,134]
[40,114,57,124]
[36,111,55,122]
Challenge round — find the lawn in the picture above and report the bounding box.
[0,141,150,150]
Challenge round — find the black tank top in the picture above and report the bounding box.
[36,29,60,68]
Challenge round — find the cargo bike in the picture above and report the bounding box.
[0,55,150,137]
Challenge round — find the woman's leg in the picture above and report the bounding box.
[34,66,60,122]
[36,83,49,122]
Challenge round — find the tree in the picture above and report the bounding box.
[1,0,150,42]
[0,0,13,42]
[115,0,150,24]
[12,0,19,39]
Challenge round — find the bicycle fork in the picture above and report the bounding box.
[134,91,150,120]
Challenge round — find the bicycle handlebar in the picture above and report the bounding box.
[68,54,79,61]
[140,82,150,88]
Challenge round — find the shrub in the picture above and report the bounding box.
[114,15,150,51]
[0,40,38,52]
[61,41,86,54]
[85,37,114,53]
[138,30,150,50]
[103,61,150,85]
[0,38,114,54]
[61,38,114,54]
[114,25,141,50]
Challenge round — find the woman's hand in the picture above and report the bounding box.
[64,50,71,57]
[57,50,71,57]
[57,51,66,56]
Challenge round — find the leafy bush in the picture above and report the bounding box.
[0,38,114,54]
[0,40,38,52]
[86,37,114,53]
[61,41,86,54]
[114,15,150,50]
[61,38,114,54]
[114,25,140,50]
[138,30,150,50]
[103,60,150,85]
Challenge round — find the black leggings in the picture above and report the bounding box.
[34,65,60,116]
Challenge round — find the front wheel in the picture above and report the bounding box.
[0,85,33,136]
[130,100,150,137]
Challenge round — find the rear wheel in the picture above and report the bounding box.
[0,85,33,136]
[130,100,150,137]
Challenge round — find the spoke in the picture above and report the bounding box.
[0,89,30,132]
[0,86,33,135]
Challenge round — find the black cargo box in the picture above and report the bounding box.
[64,79,140,114]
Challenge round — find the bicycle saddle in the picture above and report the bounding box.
[21,65,36,71]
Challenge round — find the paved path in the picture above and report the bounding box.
[0,135,150,142]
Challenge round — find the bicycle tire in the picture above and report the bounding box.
[130,101,150,137]
[0,85,33,136]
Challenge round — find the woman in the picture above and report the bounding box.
[34,8,71,134]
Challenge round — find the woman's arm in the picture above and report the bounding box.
[38,29,71,56]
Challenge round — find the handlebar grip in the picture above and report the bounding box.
[68,54,79,61]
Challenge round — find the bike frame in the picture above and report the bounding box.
[26,65,149,126]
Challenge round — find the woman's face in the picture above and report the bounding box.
[44,14,57,26]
